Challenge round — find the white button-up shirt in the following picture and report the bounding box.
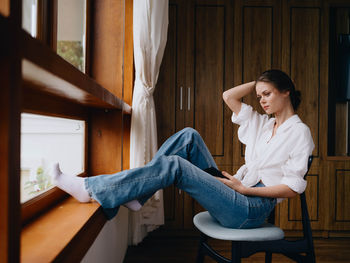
[231,103,314,203]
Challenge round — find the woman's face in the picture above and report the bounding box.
[255,81,290,115]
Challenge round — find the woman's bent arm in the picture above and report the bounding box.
[217,171,298,198]
[223,81,256,115]
[241,184,297,198]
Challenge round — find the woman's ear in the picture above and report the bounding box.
[283,90,290,97]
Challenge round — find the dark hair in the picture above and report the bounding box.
[256,69,301,111]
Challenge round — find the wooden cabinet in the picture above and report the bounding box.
[155,0,350,236]
[154,0,234,228]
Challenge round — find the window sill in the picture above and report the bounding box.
[20,29,131,113]
[21,197,107,263]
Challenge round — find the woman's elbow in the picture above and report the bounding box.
[286,188,298,198]
[222,91,229,102]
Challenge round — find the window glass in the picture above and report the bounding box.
[21,114,85,203]
[57,0,86,72]
[22,0,38,37]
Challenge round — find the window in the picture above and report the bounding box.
[328,7,350,156]
[57,0,87,72]
[21,113,85,203]
[21,0,88,71]
[3,0,129,260]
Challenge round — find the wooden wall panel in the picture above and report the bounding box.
[194,5,225,156]
[154,3,184,228]
[242,6,273,113]
[89,110,123,175]
[279,3,323,232]
[324,159,350,231]
[90,0,124,98]
[123,0,133,106]
[122,0,133,173]
[233,1,281,164]
[288,175,319,221]
[279,174,319,230]
[182,0,235,228]
[290,7,320,157]
[335,170,350,222]
[155,4,178,147]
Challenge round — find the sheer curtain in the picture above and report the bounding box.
[128,0,169,245]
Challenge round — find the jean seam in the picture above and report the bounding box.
[179,170,248,208]
[91,175,160,196]
[169,138,214,168]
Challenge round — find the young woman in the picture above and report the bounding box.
[54,69,314,229]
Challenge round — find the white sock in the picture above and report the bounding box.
[53,163,91,203]
[124,200,142,211]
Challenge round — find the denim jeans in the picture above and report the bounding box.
[85,128,276,228]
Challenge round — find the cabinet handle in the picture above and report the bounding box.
[188,87,191,111]
[180,86,183,110]
[179,189,182,195]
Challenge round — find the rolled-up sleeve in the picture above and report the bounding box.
[280,126,315,194]
[231,103,253,125]
[231,103,269,146]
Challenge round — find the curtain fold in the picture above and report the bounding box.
[128,0,169,245]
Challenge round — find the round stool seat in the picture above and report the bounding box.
[193,211,284,241]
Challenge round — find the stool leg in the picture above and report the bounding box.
[196,233,208,263]
[265,252,272,263]
[231,242,241,263]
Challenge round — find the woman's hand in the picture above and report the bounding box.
[216,171,298,198]
[216,171,247,194]
[223,81,256,115]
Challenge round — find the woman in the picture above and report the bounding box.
[54,69,314,229]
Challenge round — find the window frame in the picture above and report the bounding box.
[20,0,91,224]
[1,0,131,261]
[21,109,89,224]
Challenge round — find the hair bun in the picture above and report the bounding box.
[291,90,301,111]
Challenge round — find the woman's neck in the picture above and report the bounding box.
[274,107,295,128]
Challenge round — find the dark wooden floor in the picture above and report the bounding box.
[124,228,350,263]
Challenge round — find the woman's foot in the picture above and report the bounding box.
[53,163,91,203]
[124,200,142,211]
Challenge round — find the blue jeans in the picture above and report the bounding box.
[85,128,276,228]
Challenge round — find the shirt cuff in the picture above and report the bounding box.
[231,103,252,125]
[280,176,307,194]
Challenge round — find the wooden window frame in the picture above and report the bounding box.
[20,107,89,224]
[1,0,133,261]
[20,0,92,225]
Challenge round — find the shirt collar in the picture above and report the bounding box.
[275,114,301,134]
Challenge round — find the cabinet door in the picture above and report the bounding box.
[278,2,322,231]
[154,1,187,228]
[182,0,235,227]
[155,0,235,229]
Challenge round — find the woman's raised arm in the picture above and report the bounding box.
[223,81,256,115]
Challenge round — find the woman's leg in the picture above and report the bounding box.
[152,127,217,169]
[85,155,275,227]
[54,128,216,212]
[135,127,218,205]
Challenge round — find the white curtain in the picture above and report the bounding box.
[128,0,169,245]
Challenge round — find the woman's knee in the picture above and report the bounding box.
[180,127,200,138]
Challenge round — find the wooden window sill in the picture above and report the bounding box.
[20,29,131,113]
[21,197,107,263]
